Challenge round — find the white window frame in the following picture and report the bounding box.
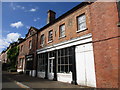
[77,14,87,32]
[48,30,53,42]
[21,45,23,52]
[58,48,72,73]
[59,24,65,38]
[29,40,32,50]
[40,34,45,47]
[19,58,23,68]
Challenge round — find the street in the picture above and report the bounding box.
[2,71,26,89]
[2,71,88,89]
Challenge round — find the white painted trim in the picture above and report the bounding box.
[37,72,45,78]
[32,70,36,77]
[57,73,72,83]
[75,43,96,87]
[37,33,92,54]
[17,69,23,72]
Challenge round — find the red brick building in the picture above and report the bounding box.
[17,27,38,77]
[17,2,120,88]
[36,2,120,88]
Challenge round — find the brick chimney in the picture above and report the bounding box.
[47,10,56,24]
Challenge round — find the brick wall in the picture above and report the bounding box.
[37,4,91,49]
[90,2,119,88]
[18,32,38,70]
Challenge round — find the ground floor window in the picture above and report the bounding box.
[38,53,46,72]
[26,58,33,70]
[58,47,73,73]
[18,58,23,68]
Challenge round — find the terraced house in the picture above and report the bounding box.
[17,1,120,88]
[17,27,38,77]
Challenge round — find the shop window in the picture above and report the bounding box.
[38,53,46,72]
[26,58,33,70]
[58,47,72,73]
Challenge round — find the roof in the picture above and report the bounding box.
[38,2,91,32]
[25,26,38,37]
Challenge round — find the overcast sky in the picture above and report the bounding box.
[1,2,80,53]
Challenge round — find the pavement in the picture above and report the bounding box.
[2,71,90,89]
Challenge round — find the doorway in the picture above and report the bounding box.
[48,52,55,80]
[75,43,96,87]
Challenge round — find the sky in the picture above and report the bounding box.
[0,2,81,53]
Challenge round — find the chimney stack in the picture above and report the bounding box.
[47,10,56,24]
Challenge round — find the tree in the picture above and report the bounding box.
[7,46,19,69]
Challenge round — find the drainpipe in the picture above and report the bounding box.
[117,0,120,26]
[53,50,57,81]
[71,46,77,85]
[44,52,48,79]
[35,32,38,77]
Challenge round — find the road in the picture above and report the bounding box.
[2,71,25,89]
[2,71,88,89]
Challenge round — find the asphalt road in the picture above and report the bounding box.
[2,71,25,89]
[2,71,88,89]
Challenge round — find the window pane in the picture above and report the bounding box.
[61,49,63,56]
[69,65,72,72]
[58,65,61,72]
[69,56,72,64]
[61,65,64,73]
[65,57,68,64]
[48,30,53,41]
[80,23,86,30]
[60,24,65,37]
[58,50,60,56]
[41,34,44,45]
[61,57,64,64]
[65,65,68,73]
[58,57,60,64]
[77,14,86,30]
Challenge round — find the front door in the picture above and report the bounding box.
[49,59,53,73]
[48,58,54,80]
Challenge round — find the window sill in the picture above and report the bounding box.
[117,22,120,27]
[76,28,88,33]
[40,44,44,47]
[47,40,53,44]
[59,35,66,39]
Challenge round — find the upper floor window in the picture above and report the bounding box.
[29,40,32,49]
[40,34,45,46]
[77,14,86,32]
[48,30,53,42]
[59,24,65,38]
[21,45,23,52]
